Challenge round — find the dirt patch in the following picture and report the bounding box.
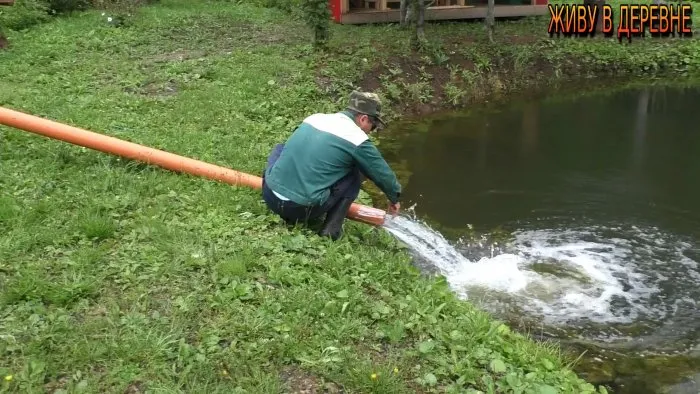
[452,56,475,73]
[358,64,383,92]
[279,365,342,393]
[124,380,145,393]
[0,35,8,50]
[44,376,70,393]
[148,49,206,64]
[315,71,335,95]
[506,34,539,45]
[136,19,308,70]
[426,62,451,101]
[358,54,460,116]
[353,41,571,119]
[157,20,306,54]
[125,80,178,98]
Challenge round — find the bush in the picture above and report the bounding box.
[0,0,159,34]
[0,0,51,31]
[91,0,159,27]
[299,0,331,48]
[45,0,92,13]
[91,0,159,10]
[257,0,301,14]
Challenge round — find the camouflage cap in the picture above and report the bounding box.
[347,90,385,129]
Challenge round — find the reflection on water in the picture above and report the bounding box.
[379,84,700,393]
[633,88,650,170]
[382,85,700,238]
[520,101,539,157]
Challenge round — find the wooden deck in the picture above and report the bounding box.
[339,4,548,24]
[331,0,548,24]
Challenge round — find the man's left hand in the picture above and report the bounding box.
[388,201,400,216]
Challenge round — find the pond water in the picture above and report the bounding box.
[378,84,700,393]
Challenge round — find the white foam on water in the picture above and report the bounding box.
[382,215,700,327]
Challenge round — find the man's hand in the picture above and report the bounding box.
[388,201,400,216]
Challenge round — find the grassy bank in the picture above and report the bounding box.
[1,0,697,392]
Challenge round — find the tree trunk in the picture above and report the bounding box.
[315,26,329,48]
[415,0,426,45]
[400,0,408,27]
[485,0,495,43]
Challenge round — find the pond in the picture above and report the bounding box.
[378,83,700,393]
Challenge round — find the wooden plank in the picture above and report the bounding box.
[426,4,471,8]
[0,0,15,6]
[340,4,548,24]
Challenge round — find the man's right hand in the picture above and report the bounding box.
[388,201,400,216]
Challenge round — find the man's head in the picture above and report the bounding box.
[346,90,386,133]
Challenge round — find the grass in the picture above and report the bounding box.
[2,0,698,392]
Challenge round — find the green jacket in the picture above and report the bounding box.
[264,111,401,206]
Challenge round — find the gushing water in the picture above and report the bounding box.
[382,213,700,344]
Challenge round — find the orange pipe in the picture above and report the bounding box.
[0,106,387,226]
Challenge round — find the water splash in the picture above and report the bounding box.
[382,214,700,333]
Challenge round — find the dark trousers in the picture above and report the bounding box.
[262,143,362,225]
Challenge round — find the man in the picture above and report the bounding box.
[261,90,401,240]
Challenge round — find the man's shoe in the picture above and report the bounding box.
[318,198,353,241]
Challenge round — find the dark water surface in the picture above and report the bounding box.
[379,84,700,393]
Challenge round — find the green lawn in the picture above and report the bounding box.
[2,0,696,392]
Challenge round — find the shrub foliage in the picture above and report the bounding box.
[0,0,160,34]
